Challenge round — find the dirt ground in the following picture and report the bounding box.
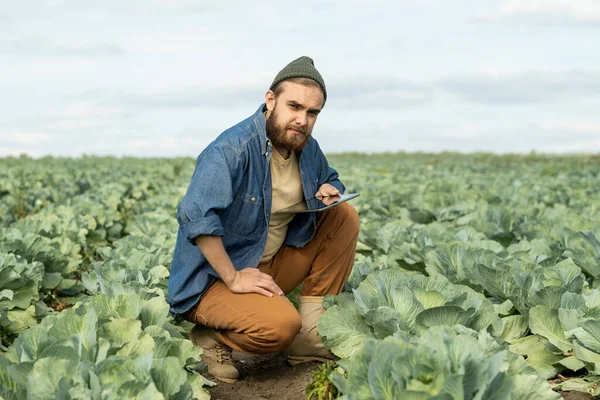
[205,350,595,400]
[560,391,594,400]
[207,350,316,400]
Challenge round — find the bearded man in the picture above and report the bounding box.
[167,56,360,383]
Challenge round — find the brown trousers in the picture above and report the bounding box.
[184,202,359,354]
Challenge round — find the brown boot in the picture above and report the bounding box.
[287,296,334,366]
[189,325,239,383]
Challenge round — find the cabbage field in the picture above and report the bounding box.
[1,153,600,399]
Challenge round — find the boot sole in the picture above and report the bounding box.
[287,355,334,366]
[211,376,239,384]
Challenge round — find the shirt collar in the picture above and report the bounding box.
[253,103,272,156]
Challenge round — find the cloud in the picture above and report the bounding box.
[431,119,600,153]
[111,85,264,110]
[319,118,600,154]
[0,98,214,158]
[0,101,145,157]
[2,0,599,158]
[105,69,600,111]
[0,131,208,158]
[41,76,432,117]
[484,0,600,25]
[0,35,124,57]
[2,0,227,18]
[437,69,600,105]
[0,97,227,158]
[75,76,433,113]
[328,78,433,109]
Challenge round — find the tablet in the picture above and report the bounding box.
[279,193,360,214]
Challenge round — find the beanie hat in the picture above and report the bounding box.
[269,56,327,104]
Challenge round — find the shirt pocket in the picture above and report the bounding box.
[223,192,265,240]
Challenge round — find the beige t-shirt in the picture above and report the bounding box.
[260,149,306,263]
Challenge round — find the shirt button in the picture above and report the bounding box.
[266,140,271,146]
[251,197,256,202]
[264,152,269,156]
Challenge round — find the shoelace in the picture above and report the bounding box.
[214,344,233,364]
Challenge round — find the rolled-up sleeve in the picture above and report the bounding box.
[177,144,239,245]
[314,141,345,194]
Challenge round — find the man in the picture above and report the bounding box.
[167,56,360,383]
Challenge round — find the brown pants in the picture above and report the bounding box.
[184,202,359,354]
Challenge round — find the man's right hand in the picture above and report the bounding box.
[195,235,283,297]
[226,268,284,297]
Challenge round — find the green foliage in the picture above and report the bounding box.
[306,362,340,400]
[331,326,561,400]
[320,153,600,398]
[320,268,501,358]
[0,157,208,398]
[0,253,44,344]
[1,293,210,399]
[3,154,600,397]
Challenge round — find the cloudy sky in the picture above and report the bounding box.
[2,0,600,157]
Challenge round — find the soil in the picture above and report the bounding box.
[207,350,316,400]
[560,391,594,400]
[205,351,595,400]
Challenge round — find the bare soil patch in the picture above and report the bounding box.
[208,350,316,400]
[559,391,594,400]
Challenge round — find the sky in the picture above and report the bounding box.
[1,0,600,157]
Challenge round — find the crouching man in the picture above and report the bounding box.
[167,56,360,383]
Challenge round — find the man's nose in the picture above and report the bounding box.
[295,113,307,125]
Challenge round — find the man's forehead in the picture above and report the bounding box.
[277,82,324,108]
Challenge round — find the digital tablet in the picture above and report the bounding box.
[279,193,360,214]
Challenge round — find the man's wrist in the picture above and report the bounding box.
[221,268,237,287]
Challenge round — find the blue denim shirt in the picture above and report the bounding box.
[168,104,345,318]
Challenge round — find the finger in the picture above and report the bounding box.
[322,196,337,206]
[316,185,339,198]
[316,189,329,199]
[315,186,326,198]
[273,283,284,296]
[259,271,274,279]
[323,185,340,196]
[256,277,283,295]
[259,277,284,295]
[252,287,274,297]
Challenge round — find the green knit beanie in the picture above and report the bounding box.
[269,56,327,104]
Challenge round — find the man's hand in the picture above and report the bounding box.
[315,183,340,200]
[195,235,283,297]
[226,268,284,297]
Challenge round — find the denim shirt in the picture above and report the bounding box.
[167,104,345,318]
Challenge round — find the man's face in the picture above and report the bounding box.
[265,82,324,153]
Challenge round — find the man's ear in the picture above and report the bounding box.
[265,90,275,111]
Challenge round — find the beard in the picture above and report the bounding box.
[265,106,311,152]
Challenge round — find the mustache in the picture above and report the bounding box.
[286,125,307,134]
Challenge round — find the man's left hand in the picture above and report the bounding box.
[315,184,340,200]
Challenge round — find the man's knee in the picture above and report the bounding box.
[249,309,302,353]
[338,203,360,236]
